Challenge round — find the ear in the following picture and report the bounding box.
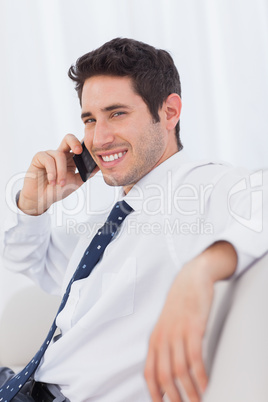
[164,93,182,131]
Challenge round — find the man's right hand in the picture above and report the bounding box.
[18,134,98,216]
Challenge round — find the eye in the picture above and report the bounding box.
[112,111,126,118]
[84,118,96,125]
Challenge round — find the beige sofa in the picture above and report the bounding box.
[203,252,268,402]
[0,253,268,401]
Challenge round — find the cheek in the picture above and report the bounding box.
[84,130,93,149]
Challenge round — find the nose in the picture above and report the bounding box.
[91,119,115,149]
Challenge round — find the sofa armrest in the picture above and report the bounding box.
[0,286,60,370]
[203,253,268,402]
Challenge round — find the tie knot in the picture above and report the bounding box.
[107,200,133,225]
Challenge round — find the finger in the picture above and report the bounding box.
[172,338,200,402]
[186,332,208,395]
[57,133,83,154]
[32,151,58,185]
[35,150,69,187]
[46,150,69,186]
[144,344,163,402]
[156,342,182,402]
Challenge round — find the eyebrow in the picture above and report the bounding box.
[81,104,131,120]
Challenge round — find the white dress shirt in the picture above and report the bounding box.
[3,151,268,401]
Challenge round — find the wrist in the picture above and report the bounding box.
[17,192,46,216]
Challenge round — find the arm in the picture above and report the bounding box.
[3,211,80,294]
[144,241,237,402]
[3,134,98,293]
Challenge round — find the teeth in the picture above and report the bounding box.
[102,151,126,162]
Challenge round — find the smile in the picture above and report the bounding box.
[101,151,127,162]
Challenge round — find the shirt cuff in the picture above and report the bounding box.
[4,191,50,235]
[213,230,267,278]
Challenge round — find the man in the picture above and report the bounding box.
[1,38,267,401]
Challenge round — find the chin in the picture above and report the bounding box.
[102,173,135,189]
[102,173,124,187]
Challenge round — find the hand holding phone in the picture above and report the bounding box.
[73,142,97,182]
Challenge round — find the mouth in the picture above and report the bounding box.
[101,151,126,162]
[97,150,127,167]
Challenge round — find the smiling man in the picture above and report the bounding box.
[81,75,180,192]
[1,38,267,402]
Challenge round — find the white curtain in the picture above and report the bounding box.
[0,0,268,308]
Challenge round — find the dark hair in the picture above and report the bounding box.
[68,38,182,150]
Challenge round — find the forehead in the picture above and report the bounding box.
[81,75,143,110]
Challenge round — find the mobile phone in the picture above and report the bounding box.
[73,141,97,182]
